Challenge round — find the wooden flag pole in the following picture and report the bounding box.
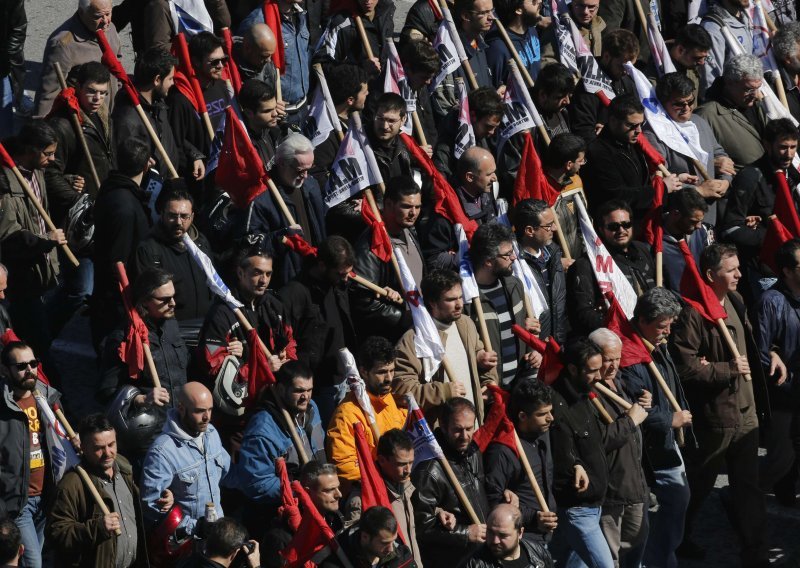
[54,62,101,189]
[495,20,535,87]
[640,337,685,446]
[440,456,481,524]
[632,0,649,46]
[354,16,375,60]
[313,64,346,142]
[513,431,550,512]
[716,320,752,382]
[594,382,632,409]
[411,111,428,147]
[49,402,122,536]
[232,308,310,464]
[268,179,298,226]
[589,392,614,424]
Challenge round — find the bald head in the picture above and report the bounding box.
[177,382,214,436]
[488,504,521,527]
[243,24,277,67]
[486,504,523,560]
[457,146,497,195]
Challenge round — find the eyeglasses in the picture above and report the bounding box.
[374,115,402,126]
[671,98,695,109]
[605,221,633,231]
[13,359,39,371]
[207,56,230,67]
[497,250,516,260]
[534,221,557,231]
[165,212,192,221]
[151,295,175,304]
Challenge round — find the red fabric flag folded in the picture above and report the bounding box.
[262,1,286,73]
[276,457,302,532]
[361,197,392,262]
[640,173,665,253]
[514,131,559,207]
[354,422,405,544]
[473,384,519,455]
[0,141,16,169]
[281,480,338,568]
[116,263,150,379]
[244,328,275,405]
[96,29,140,106]
[773,170,800,237]
[283,234,319,257]
[677,240,727,323]
[510,324,564,385]
[216,106,269,208]
[603,292,652,368]
[48,87,83,123]
[220,27,243,95]
[172,33,208,114]
[637,134,666,173]
[399,132,479,240]
[760,215,795,274]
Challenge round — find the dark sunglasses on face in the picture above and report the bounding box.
[14,359,39,371]
[605,221,633,231]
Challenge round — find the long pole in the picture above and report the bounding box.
[232,308,310,464]
[411,111,428,147]
[53,62,101,189]
[513,431,550,512]
[640,337,685,446]
[495,20,534,87]
[440,457,481,524]
[51,403,122,536]
[116,262,162,389]
[716,320,752,382]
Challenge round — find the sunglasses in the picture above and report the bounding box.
[13,359,39,372]
[605,221,633,231]
[207,56,230,67]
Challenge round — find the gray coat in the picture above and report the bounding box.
[34,13,122,118]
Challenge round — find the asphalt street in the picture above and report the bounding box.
[22,1,800,566]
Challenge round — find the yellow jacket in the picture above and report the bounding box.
[326,391,408,481]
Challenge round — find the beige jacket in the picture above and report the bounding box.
[541,14,606,69]
[393,315,497,424]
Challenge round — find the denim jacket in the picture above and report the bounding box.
[140,409,231,535]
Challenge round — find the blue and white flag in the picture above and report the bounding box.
[455,224,480,302]
[182,234,244,310]
[34,391,80,484]
[170,0,214,36]
[404,393,444,468]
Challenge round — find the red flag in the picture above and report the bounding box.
[0,141,16,169]
[216,106,269,208]
[640,173,665,253]
[276,457,302,532]
[280,480,338,568]
[510,324,563,385]
[220,27,243,95]
[603,292,652,368]
[473,384,519,455]
[172,33,208,114]
[361,197,392,262]
[283,234,318,257]
[760,215,795,274]
[244,328,275,405]
[678,240,727,323]
[400,132,479,240]
[47,87,83,123]
[514,131,559,207]
[353,421,403,539]
[262,1,286,73]
[773,170,800,237]
[115,263,150,379]
[96,29,140,106]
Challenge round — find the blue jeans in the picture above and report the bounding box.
[556,506,614,568]
[644,449,690,568]
[16,495,45,568]
[0,75,13,139]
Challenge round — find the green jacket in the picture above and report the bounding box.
[0,166,59,299]
[46,456,149,568]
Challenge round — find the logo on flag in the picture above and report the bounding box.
[34,393,80,483]
[574,195,638,318]
[404,394,445,467]
[564,14,615,99]
[453,79,475,159]
[169,0,214,36]
[383,41,416,138]
[431,21,460,90]
[498,74,537,148]
[302,84,336,146]
[323,127,371,209]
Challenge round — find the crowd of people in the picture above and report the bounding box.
[1,0,800,566]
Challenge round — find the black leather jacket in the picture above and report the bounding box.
[460,539,553,568]
[411,431,490,568]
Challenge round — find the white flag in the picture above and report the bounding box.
[34,392,80,484]
[496,200,549,318]
[624,62,708,165]
[301,84,336,146]
[395,247,446,382]
[169,0,213,35]
[647,13,676,77]
[323,120,379,209]
[453,79,475,159]
[551,1,579,75]
[750,0,779,72]
[574,195,638,318]
[182,234,244,310]
[404,393,444,467]
[687,0,706,22]
[431,21,461,90]
[383,41,415,136]
[455,224,480,302]
[498,69,537,150]
[565,14,616,100]
[342,348,379,434]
